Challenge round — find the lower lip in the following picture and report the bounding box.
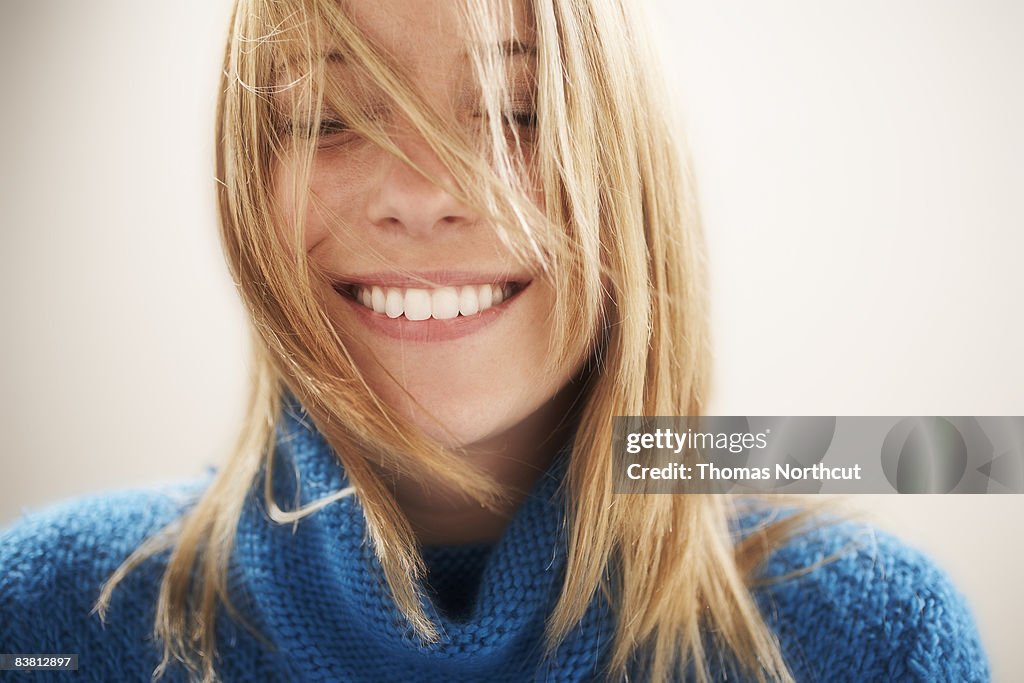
[338,286,527,342]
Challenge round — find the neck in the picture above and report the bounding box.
[391,381,585,546]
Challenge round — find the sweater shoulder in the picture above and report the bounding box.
[0,477,212,660]
[1,477,210,578]
[748,511,990,682]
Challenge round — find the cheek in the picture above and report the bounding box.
[272,153,372,257]
[270,163,320,262]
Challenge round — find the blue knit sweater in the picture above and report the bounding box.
[1,401,990,682]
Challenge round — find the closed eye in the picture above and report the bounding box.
[277,114,352,141]
[318,117,350,135]
[504,110,537,128]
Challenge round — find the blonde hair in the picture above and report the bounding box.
[96,1,812,681]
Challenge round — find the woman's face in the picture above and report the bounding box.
[274,0,584,450]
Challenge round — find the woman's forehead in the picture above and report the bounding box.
[336,0,535,70]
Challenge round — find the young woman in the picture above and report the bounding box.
[0,0,989,681]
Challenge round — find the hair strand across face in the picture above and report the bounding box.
[93,2,817,681]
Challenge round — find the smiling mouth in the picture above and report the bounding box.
[333,281,529,320]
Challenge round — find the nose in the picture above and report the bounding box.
[364,131,478,237]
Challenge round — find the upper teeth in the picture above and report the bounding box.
[353,284,512,320]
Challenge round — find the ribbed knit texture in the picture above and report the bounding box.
[1,397,991,682]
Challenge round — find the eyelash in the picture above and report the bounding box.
[277,118,350,141]
[503,110,537,128]
[317,118,350,135]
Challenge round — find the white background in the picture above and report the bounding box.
[0,2,1020,679]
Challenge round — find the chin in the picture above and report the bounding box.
[388,393,526,450]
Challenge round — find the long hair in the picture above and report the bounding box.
[96,1,806,681]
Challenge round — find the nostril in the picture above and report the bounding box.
[364,160,479,236]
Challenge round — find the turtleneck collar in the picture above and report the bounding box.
[226,395,613,682]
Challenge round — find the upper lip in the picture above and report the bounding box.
[329,269,533,289]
